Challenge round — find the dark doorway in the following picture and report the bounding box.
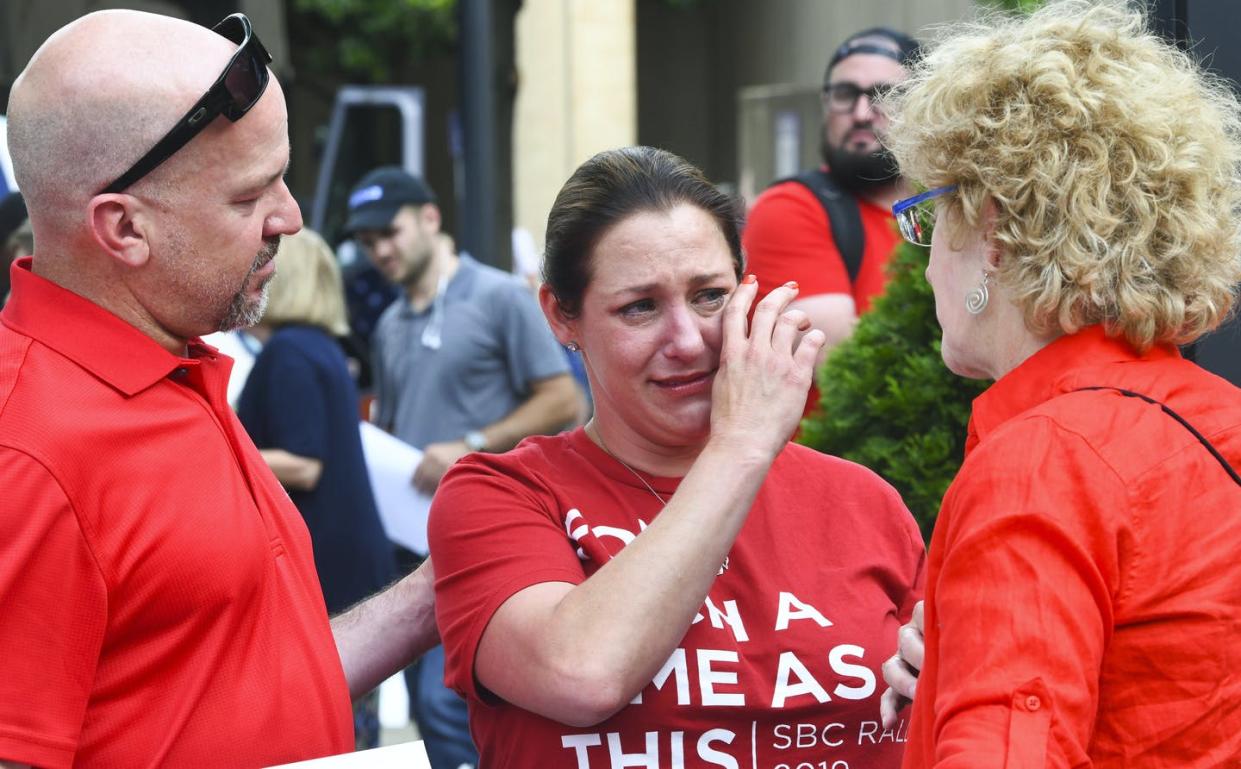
[1151,0,1241,386]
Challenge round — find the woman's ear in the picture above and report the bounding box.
[87,194,151,268]
[538,283,578,347]
[980,197,1003,271]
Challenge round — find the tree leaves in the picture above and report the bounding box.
[798,240,989,542]
[291,0,457,83]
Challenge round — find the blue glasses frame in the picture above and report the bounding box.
[892,184,957,246]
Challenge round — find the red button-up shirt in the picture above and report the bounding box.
[0,257,352,768]
[903,326,1241,768]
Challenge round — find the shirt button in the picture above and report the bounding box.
[171,367,189,379]
[1025,695,1041,711]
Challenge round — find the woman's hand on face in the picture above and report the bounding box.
[708,276,826,459]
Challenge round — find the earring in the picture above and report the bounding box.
[566,341,580,353]
[965,271,990,315]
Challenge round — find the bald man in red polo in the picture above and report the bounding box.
[0,11,436,768]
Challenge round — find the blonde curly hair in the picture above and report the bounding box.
[886,0,1241,349]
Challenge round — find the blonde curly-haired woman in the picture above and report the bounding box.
[881,0,1241,765]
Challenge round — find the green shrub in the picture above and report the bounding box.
[798,241,989,540]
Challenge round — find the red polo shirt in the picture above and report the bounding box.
[0,257,353,768]
[903,326,1241,767]
[744,180,900,314]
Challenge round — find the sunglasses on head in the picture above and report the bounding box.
[99,13,271,195]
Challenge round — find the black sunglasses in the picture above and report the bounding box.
[99,13,272,195]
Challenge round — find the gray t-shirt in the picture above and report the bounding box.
[372,255,569,449]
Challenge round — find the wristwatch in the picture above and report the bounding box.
[464,430,488,452]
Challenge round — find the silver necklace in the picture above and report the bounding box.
[587,423,729,573]
[589,423,667,505]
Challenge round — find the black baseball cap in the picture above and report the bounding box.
[344,167,437,234]
[825,27,921,82]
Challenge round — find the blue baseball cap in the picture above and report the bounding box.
[344,167,436,234]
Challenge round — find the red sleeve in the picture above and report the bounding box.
[428,455,588,702]
[0,449,107,769]
[901,519,928,623]
[927,417,1117,768]
[743,181,851,301]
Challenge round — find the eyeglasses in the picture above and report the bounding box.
[822,82,894,114]
[892,184,957,246]
[99,14,272,195]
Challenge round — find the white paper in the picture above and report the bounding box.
[359,422,432,554]
[265,740,430,768]
[377,673,410,730]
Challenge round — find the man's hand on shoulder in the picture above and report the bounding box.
[332,558,439,699]
[413,440,470,493]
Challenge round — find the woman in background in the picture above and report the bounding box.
[238,228,397,749]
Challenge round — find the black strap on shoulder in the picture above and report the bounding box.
[773,168,865,285]
[1073,386,1241,487]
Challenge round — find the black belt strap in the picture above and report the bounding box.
[1074,386,1241,488]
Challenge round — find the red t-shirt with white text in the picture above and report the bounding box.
[430,428,925,769]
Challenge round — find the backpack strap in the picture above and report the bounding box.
[1073,386,1241,487]
[773,168,865,285]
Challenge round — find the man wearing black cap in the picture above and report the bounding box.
[744,27,920,415]
[347,166,579,769]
